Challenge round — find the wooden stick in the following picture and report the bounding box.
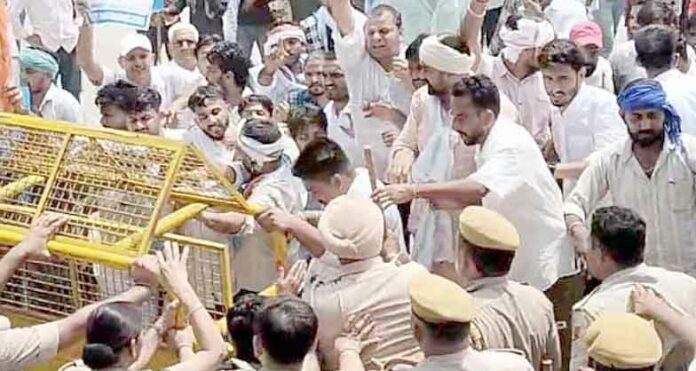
[363,146,378,192]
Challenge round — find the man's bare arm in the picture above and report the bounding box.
[76,24,106,85]
[326,0,357,36]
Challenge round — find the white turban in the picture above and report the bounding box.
[318,196,384,260]
[419,34,475,75]
[499,18,555,63]
[236,119,286,164]
[263,28,307,57]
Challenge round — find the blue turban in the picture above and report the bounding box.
[617,79,682,149]
[19,47,59,79]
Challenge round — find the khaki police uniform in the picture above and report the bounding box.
[0,322,60,371]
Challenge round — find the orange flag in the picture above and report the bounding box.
[0,0,11,111]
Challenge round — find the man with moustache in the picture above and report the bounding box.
[374,74,576,315]
[539,39,626,193]
[564,78,696,278]
[287,52,330,109]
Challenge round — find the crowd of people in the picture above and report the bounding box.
[3,0,696,370]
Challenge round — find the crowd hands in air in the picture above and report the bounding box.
[4,0,696,369]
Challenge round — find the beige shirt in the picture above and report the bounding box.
[0,322,60,371]
[564,137,696,277]
[411,348,535,371]
[308,258,426,370]
[571,264,696,371]
[467,277,561,371]
[489,57,553,145]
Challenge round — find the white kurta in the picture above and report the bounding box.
[550,83,626,193]
[585,56,614,93]
[38,84,84,125]
[544,0,589,38]
[324,100,363,167]
[468,119,576,290]
[571,264,696,371]
[654,69,696,136]
[334,9,413,178]
[234,164,308,292]
[564,137,696,277]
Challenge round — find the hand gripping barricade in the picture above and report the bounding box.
[0,113,288,322]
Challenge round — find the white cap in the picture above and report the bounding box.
[119,33,153,57]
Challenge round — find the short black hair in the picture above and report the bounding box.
[238,94,274,115]
[207,41,251,87]
[187,84,226,111]
[636,0,677,27]
[420,317,471,343]
[253,296,318,365]
[538,39,586,72]
[195,34,223,58]
[465,245,515,277]
[292,137,352,180]
[241,118,282,144]
[451,75,501,117]
[95,80,137,111]
[131,86,162,113]
[369,4,402,29]
[634,24,677,70]
[591,206,646,268]
[226,293,265,364]
[406,33,429,63]
[286,104,328,140]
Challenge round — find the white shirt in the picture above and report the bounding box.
[334,9,413,178]
[654,69,696,136]
[571,263,696,370]
[9,0,81,52]
[544,0,588,38]
[234,164,308,292]
[468,119,575,290]
[550,84,626,192]
[102,65,198,110]
[609,40,644,93]
[347,167,407,253]
[586,56,614,93]
[324,100,363,171]
[564,137,696,277]
[37,84,84,124]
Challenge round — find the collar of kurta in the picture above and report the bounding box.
[619,137,675,169]
[600,263,648,286]
[338,256,385,276]
[464,275,508,293]
[38,83,59,111]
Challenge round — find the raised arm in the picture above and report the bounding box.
[326,0,357,37]
[460,0,490,63]
[156,243,227,371]
[76,23,106,85]
[257,208,326,258]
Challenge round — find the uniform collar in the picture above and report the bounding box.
[424,348,475,363]
[601,263,647,286]
[618,137,674,168]
[465,276,508,292]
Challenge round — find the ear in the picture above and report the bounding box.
[118,56,126,69]
[329,173,343,189]
[130,337,139,359]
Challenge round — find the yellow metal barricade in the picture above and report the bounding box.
[0,113,286,323]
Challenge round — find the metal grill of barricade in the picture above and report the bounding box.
[0,113,256,322]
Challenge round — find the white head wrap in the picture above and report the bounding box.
[263,28,307,57]
[317,195,384,260]
[419,34,475,75]
[236,119,286,164]
[499,18,555,63]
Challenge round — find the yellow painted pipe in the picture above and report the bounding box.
[0,176,45,199]
[112,203,209,250]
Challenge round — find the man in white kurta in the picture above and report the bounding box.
[327,0,413,178]
[375,74,575,292]
[570,206,696,371]
[199,119,308,292]
[538,39,626,193]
